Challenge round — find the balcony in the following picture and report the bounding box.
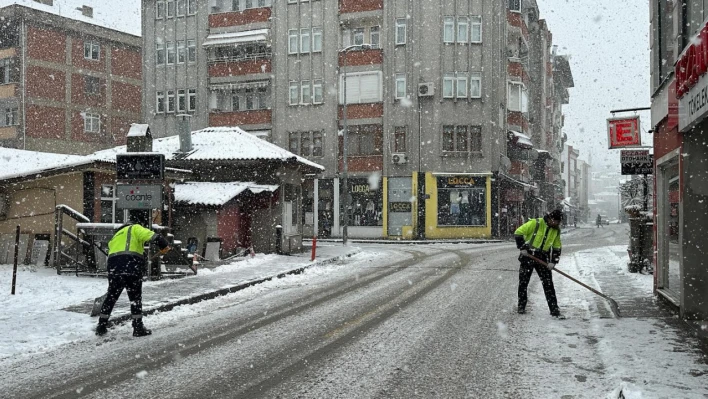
[507,10,529,41]
[209,7,271,28]
[338,48,383,67]
[0,83,18,99]
[0,126,17,140]
[507,112,529,132]
[209,58,272,77]
[339,0,382,14]
[209,109,271,126]
[507,59,530,85]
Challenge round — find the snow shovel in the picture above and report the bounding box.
[90,247,172,317]
[522,252,621,318]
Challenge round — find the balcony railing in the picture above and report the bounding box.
[207,52,272,64]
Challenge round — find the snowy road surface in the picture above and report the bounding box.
[2,224,708,398]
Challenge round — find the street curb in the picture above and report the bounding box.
[104,250,361,328]
[305,239,504,245]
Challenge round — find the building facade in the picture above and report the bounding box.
[650,0,708,321]
[141,0,572,239]
[0,4,142,155]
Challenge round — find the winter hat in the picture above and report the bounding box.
[548,209,564,221]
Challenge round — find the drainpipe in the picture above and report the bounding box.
[21,19,26,150]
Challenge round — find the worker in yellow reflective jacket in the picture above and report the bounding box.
[96,214,170,337]
[514,209,565,319]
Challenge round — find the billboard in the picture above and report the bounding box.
[607,116,641,149]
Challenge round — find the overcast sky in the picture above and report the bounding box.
[1,0,650,172]
[536,0,651,172]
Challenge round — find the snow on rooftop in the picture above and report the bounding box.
[0,147,93,181]
[92,126,325,171]
[126,124,150,137]
[174,182,279,206]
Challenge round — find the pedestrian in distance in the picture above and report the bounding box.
[95,214,170,337]
[515,209,565,319]
[596,214,603,228]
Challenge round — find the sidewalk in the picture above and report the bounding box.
[64,243,361,326]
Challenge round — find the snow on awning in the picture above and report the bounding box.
[509,130,534,149]
[127,124,150,137]
[202,29,270,47]
[174,182,279,206]
[209,80,270,91]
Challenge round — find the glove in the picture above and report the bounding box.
[547,262,556,271]
[520,249,529,257]
[519,244,530,251]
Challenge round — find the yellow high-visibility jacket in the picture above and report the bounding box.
[108,224,156,257]
[514,217,562,253]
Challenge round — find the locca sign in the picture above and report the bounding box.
[676,21,708,131]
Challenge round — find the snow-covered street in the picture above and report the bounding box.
[1,224,707,398]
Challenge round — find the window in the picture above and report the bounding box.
[470,72,481,98]
[456,75,468,98]
[312,27,322,52]
[289,132,299,153]
[289,82,299,105]
[394,126,406,153]
[100,185,119,223]
[166,41,175,64]
[395,18,407,45]
[436,176,486,226]
[470,126,482,152]
[167,90,175,112]
[300,29,311,53]
[313,131,323,156]
[289,131,326,157]
[156,1,165,18]
[177,0,186,16]
[3,108,18,127]
[257,87,268,109]
[345,124,382,156]
[231,93,240,111]
[508,82,528,112]
[188,0,197,14]
[301,80,311,104]
[457,17,469,43]
[443,17,455,43]
[288,30,298,54]
[0,59,12,84]
[353,28,364,46]
[156,41,165,65]
[443,125,455,151]
[84,41,100,60]
[177,40,186,63]
[395,73,406,99]
[313,79,323,104]
[245,88,255,110]
[470,16,482,43]
[232,0,241,11]
[339,71,383,104]
[178,89,186,112]
[509,0,522,12]
[167,0,175,17]
[84,112,100,133]
[301,132,311,156]
[455,126,468,151]
[371,26,380,48]
[443,74,455,98]
[187,40,196,62]
[156,91,165,113]
[84,76,100,95]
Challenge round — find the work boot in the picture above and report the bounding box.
[132,320,152,337]
[95,318,109,336]
[517,306,526,314]
[551,313,566,320]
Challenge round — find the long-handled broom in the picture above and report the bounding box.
[523,253,621,318]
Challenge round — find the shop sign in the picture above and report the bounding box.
[678,71,708,131]
[389,202,412,213]
[607,116,641,149]
[620,150,653,175]
[116,184,163,209]
[116,153,165,181]
[437,175,487,189]
[676,21,708,130]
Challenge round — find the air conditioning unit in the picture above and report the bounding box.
[392,153,408,165]
[418,82,435,97]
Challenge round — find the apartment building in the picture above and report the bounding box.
[141,0,571,239]
[0,4,142,155]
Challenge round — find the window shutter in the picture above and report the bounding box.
[359,73,381,102]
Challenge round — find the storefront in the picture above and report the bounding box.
[424,173,492,239]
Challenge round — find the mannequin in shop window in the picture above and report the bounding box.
[365,200,376,226]
[450,190,461,224]
[460,191,471,225]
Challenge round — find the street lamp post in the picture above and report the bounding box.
[340,44,371,246]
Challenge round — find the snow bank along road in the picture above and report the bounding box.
[3,224,708,398]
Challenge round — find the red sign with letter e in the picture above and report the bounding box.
[607,116,641,149]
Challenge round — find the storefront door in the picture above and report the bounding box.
[388,177,412,236]
[656,154,681,302]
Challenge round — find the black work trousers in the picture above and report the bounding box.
[99,274,143,319]
[518,257,560,315]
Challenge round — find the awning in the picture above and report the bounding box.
[174,182,279,206]
[209,80,270,91]
[509,130,533,149]
[202,29,270,47]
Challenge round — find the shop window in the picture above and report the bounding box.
[436,176,486,226]
[342,178,383,227]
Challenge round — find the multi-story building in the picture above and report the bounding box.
[0,4,142,155]
[141,0,571,240]
[650,0,708,320]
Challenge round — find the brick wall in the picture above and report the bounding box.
[339,0,383,13]
[26,26,65,64]
[111,46,141,80]
[209,109,272,126]
[208,59,271,77]
[25,104,64,139]
[338,103,384,119]
[111,81,141,113]
[209,8,271,28]
[71,38,106,73]
[71,73,106,108]
[26,66,65,102]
